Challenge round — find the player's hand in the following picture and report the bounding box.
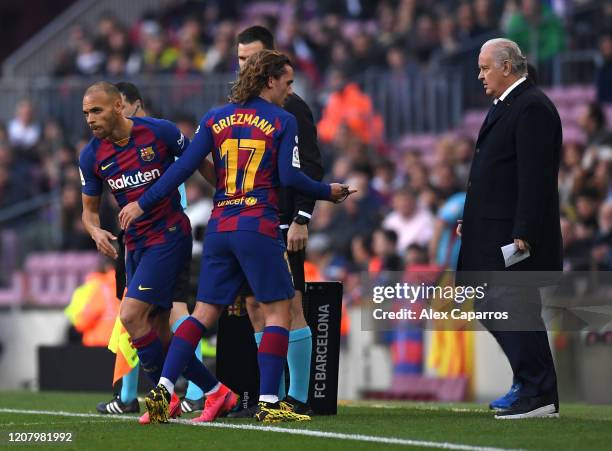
[329,183,357,203]
[118,201,144,230]
[456,222,462,237]
[91,228,118,260]
[514,238,530,252]
[287,222,308,252]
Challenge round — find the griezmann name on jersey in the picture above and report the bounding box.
[79,117,191,250]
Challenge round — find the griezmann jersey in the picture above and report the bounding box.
[79,117,191,250]
[139,97,330,238]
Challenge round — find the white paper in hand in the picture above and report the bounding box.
[501,243,530,268]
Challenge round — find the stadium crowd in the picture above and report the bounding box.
[0,0,611,290]
[49,0,608,82]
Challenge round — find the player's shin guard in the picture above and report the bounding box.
[132,330,165,385]
[172,315,205,401]
[182,354,218,394]
[287,326,312,403]
[257,326,289,402]
[256,331,286,399]
[160,317,207,393]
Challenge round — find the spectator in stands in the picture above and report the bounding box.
[202,21,235,73]
[371,228,404,272]
[375,1,398,48]
[560,216,591,270]
[175,34,206,73]
[325,170,381,255]
[140,29,178,73]
[93,13,121,54]
[64,258,120,347]
[8,99,41,152]
[75,38,105,76]
[574,188,601,233]
[405,162,429,193]
[0,122,7,144]
[409,14,439,65]
[404,243,429,267]
[474,0,498,34]
[437,14,459,57]
[430,163,460,202]
[505,0,566,63]
[0,166,22,209]
[371,158,403,205]
[105,53,126,77]
[558,142,585,206]
[61,184,94,251]
[454,136,474,186]
[383,188,434,255]
[348,32,385,74]
[596,32,612,104]
[317,66,384,146]
[592,200,612,271]
[578,102,612,148]
[456,2,487,43]
[429,192,466,268]
[350,234,373,272]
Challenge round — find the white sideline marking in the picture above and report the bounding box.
[0,408,520,451]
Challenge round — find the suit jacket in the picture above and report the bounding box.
[458,79,563,271]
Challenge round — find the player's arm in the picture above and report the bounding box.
[278,115,352,202]
[157,119,216,186]
[79,148,118,259]
[82,194,118,259]
[285,95,323,220]
[118,115,214,229]
[199,155,216,187]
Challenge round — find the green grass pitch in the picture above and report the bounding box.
[1,392,611,450]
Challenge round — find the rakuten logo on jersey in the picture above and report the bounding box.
[107,169,161,191]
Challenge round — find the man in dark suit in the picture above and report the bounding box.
[457,38,562,419]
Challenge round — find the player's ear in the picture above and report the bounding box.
[267,76,274,89]
[114,97,123,113]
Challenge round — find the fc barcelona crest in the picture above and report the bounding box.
[139,146,155,162]
[227,296,248,317]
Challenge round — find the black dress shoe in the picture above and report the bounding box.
[495,394,559,419]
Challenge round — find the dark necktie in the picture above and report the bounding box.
[484,101,500,126]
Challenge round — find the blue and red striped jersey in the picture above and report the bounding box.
[79,117,191,250]
[139,97,330,238]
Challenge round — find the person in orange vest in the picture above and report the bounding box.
[317,66,384,146]
[65,259,119,347]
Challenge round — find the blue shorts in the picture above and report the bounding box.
[197,231,294,305]
[125,234,192,309]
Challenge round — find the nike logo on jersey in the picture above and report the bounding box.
[138,285,153,291]
[101,162,115,170]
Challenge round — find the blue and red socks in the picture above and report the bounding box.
[257,326,289,403]
[255,331,286,399]
[159,316,217,395]
[131,330,165,385]
[172,315,205,401]
[287,326,312,403]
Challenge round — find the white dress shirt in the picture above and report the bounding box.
[493,76,527,105]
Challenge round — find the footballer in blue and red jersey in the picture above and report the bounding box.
[138,97,331,305]
[79,116,192,308]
